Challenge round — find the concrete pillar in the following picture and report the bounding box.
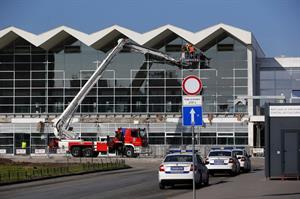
[247,47,254,116]
[256,124,261,147]
[248,122,254,146]
[247,46,256,147]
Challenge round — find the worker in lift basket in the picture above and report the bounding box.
[181,43,192,64]
[187,43,196,59]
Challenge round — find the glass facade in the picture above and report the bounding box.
[0,37,105,114]
[0,34,248,115]
[258,58,300,105]
[0,32,250,153]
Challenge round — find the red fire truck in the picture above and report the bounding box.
[57,128,147,157]
[51,39,180,157]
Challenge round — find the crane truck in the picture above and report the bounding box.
[51,38,181,157]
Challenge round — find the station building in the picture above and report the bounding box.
[0,23,299,155]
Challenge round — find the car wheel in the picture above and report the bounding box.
[195,174,202,188]
[159,182,165,189]
[229,170,235,176]
[204,173,209,186]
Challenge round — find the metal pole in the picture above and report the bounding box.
[46,123,50,158]
[192,122,196,199]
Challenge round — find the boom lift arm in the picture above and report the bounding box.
[53,39,180,139]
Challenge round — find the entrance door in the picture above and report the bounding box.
[283,131,299,175]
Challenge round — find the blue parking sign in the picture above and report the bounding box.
[182,106,203,126]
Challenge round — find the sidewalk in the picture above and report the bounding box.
[172,159,300,199]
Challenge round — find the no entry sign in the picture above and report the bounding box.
[182,75,203,95]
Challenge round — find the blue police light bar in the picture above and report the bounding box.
[168,149,181,153]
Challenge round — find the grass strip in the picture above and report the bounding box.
[0,159,129,185]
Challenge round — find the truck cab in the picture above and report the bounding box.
[113,128,148,157]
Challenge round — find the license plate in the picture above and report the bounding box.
[171,166,184,172]
[214,159,224,165]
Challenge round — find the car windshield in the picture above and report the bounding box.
[209,151,232,157]
[164,155,192,162]
[232,150,243,156]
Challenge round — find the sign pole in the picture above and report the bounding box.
[192,122,196,199]
[181,75,203,199]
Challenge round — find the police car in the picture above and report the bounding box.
[158,150,209,189]
[232,149,251,172]
[205,149,240,176]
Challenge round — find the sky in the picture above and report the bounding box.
[0,0,299,57]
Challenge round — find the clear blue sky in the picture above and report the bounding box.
[0,0,299,57]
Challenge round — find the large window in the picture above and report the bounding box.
[259,59,300,105]
[202,35,248,114]
[0,34,248,117]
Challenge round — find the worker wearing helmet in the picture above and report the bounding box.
[188,43,196,59]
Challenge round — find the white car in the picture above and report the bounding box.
[206,150,240,176]
[158,152,209,189]
[232,149,251,172]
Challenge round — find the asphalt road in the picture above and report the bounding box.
[0,158,262,199]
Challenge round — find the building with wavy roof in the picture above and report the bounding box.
[0,23,299,155]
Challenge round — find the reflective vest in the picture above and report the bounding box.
[21,141,27,149]
[188,45,195,53]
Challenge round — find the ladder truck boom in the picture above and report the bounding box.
[53,39,180,139]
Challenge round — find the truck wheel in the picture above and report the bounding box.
[82,148,93,157]
[125,147,134,157]
[71,147,82,157]
[93,151,99,157]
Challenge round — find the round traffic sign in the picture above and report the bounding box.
[182,75,203,95]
